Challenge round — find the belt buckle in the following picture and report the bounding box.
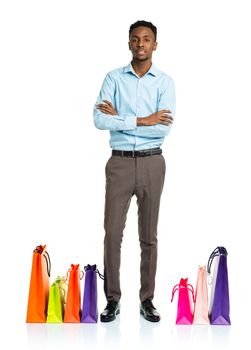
[132,150,135,158]
[137,150,145,157]
[142,150,148,157]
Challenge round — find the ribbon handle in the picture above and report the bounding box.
[171,280,195,303]
[207,246,228,274]
[34,245,51,277]
[187,283,195,303]
[96,269,104,280]
[64,264,84,281]
[84,264,104,280]
[171,284,180,302]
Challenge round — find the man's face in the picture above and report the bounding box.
[128,26,157,62]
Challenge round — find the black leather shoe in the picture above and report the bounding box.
[100,300,120,322]
[140,299,160,322]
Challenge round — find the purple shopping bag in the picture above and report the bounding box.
[207,247,231,325]
[81,264,104,323]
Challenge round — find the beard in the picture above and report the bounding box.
[133,55,149,62]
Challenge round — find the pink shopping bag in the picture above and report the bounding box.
[171,278,195,325]
[193,266,210,324]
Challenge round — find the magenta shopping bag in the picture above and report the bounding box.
[207,247,231,325]
[171,278,195,325]
[81,264,104,323]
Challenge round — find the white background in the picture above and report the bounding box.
[0,0,250,349]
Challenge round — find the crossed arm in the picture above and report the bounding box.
[96,100,173,127]
[94,72,175,137]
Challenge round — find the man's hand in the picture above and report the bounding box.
[137,110,173,126]
[96,100,117,116]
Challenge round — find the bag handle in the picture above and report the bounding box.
[34,245,51,277]
[57,277,68,304]
[64,264,84,281]
[96,269,104,280]
[187,284,195,303]
[207,246,228,274]
[171,281,195,303]
[171,284,180,302]
[84,264,104,280]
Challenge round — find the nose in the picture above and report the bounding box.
[137,40,144,48]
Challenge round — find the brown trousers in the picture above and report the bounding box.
[103,154,166,302]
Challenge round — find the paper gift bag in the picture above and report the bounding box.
[46,276,68,323]
[207,246,230,325]
[193,266,210,324]
[26,245,51,323]
[208,253,220,316]
[64,264,83,323]
[81,264,104,323]
[171,278,195,325]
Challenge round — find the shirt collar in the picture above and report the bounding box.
[124,62,160,77]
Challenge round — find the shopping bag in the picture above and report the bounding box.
[81,264,104,323]
[207,246,231,325]
[193,266,210,324]
[64,264,83,323]
[171,278,195,325]
[26,245,51,323]
[46,276,68,323]
[208,253,220,316]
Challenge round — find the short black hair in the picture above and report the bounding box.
[129,20,157,40]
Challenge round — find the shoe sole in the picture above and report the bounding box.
[100,309,120,323]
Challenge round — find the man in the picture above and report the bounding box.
[93,20,175,322]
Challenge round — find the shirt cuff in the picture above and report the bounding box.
[115,115,137,130]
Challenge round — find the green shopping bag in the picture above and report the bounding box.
[46,276,67,323]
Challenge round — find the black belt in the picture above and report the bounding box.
[112,148,162,158]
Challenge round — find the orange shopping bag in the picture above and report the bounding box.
[64,264,83,323]
[26,245,51,322]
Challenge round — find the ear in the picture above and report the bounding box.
[153,41,158,51]
[128,41,132,51]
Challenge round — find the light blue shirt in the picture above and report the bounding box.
[93,62,175,150]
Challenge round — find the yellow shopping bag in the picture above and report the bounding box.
[46,276,68,323]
